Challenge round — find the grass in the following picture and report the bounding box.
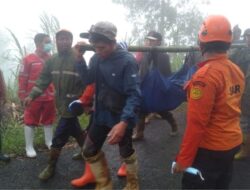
[1,113,90,157]
[1,75,91,157]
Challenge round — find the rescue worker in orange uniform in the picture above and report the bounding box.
[172,15,244,189]
[18,33,56,158]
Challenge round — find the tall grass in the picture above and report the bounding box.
[2,79,89,156]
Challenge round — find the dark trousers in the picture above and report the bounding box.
[51,117,85,149]
[83,124,134,159]
[182,146,240,189]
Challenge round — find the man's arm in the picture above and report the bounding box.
[121,59,141,125]
[28,59,53,101]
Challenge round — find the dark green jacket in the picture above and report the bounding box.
[29,49,87,118]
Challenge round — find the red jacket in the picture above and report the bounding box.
[18,53,54,101]
[176,54,244,169]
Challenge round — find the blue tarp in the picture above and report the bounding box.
[140,63,197,112]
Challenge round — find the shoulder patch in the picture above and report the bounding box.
[190,86,203,100]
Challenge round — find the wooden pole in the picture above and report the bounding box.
[79,44,246,53]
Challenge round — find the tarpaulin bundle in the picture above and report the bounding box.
[140,63,197,113]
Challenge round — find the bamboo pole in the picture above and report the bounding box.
[79,44,246,53]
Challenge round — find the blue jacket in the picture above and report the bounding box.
[87,46,141,128]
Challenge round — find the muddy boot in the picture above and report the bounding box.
[71,162,95,187]
[85,151,112,190]
[123,152,139,190]
[132,115,146,141]
[164,112,179,136]
[117,162,127,177]
[38,147,61,181]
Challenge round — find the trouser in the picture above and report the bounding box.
[138,110,177,130]
[182,146,240,189]
[83,124,134,159]
[51,117,85,149]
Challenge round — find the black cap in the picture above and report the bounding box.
[145,31,162,41]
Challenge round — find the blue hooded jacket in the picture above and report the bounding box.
[87,45,141,128]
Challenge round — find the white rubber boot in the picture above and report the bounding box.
[24,126,37,158]
[44,126,53,150]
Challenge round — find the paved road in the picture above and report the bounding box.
[0,106,250,189]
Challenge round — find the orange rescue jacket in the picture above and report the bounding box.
[176,53,244,168]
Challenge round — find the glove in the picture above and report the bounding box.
[68,100,84,116]
[171,161,204,181]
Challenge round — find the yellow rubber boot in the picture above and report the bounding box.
[71,163,95,187]
[123,152,139,190]
[85,151,112,190]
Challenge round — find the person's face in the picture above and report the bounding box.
[56,34,73,53]
[41,36,52,53]
[144,38,161,47]
[37,36,51,52]
[92,41,115,59]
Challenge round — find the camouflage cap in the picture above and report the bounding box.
[80,21,117,41]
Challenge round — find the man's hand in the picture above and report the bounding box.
[107,121,128,145]
[73,41,88,61]
[23,96,32,107]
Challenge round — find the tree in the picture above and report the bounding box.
[113,0,205,46]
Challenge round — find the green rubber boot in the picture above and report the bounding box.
[38,148,61,181]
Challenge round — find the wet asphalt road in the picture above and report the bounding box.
[0,105,250,189]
